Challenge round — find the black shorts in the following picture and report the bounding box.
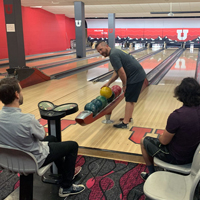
[143,136,184,165]
[125,80,144,102]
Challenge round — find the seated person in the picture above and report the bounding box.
[0,78,85,197]
[140,77,200,180]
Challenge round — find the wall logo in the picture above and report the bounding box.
[75,20,81,27]
[4,4,13,14]
[108,28,113,33]
[177,29,189,40]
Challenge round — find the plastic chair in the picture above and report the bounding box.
[154,157,191,175]
[0,144,53,200]
[144,143,200,200]
[154,143,200,175]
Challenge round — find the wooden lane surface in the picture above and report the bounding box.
[141,49,177,73]
[0,49,77,65]
[0,50,98,74]
[27,50,98,67]
[0,48,185,163]
[158,49,198,85]
[40,48,137,76]
[58,83,182,163]
[0,71,183,164]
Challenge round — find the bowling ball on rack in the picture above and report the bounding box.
[96,96,108,108]
[91,99,103,112]
[84,102,98,116]
[111,85,122,97]
[107,91,115,103]
[100,86,112,99]
[111,87,119,98]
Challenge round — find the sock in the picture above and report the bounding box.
[147,165,155,174]
[122,121,128,125]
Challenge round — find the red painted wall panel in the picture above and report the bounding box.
[0,5,75,59]
[65,17,75,48]
[0,1,8,59]
[22,8,67,55]
[88,28,200,42]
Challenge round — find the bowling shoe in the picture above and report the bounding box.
[59,184,85,197]
[140,172,149,181]
[113,122,129,129]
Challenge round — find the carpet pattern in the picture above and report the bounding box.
[0,156,151,200]
[0,167,19,200]
[70,155,148,200]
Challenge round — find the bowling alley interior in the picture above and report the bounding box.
[1,0,200,199]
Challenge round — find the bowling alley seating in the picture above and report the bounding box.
[154,156,191,175]
[144,143,200,200]
[0,144,53,200]
[153,143,200,175]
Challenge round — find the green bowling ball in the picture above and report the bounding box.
[84,102,98,116]
[91,99,103,112]
[96,95,108,108]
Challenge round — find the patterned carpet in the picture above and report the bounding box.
[0,155,151,200]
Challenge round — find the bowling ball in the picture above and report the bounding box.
[111,85,122,97]
[107,91,115,103]
[96,96,108,108]
[112,88,119,98]
[84,102,98,116]
[91,99,103,112]
[100,86,112,99]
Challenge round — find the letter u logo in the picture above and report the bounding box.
[177,30,188,40]
[5,4,13,14]
[75,20,81,27]
[108,29,113,33]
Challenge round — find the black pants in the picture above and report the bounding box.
[41,135,78,188]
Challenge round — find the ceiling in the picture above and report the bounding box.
[21,0,200,18]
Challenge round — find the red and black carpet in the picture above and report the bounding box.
[0,155,159,200]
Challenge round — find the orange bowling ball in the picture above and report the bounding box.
[100,86,112,99]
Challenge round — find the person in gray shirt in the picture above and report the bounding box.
[0,78,85,198]
[96,41,146,128]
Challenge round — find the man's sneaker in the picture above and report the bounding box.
[140,172,149,181]
[59,184,85,197]
[73,166,82,179]
[119,118,133,123]
[113,122,129,129]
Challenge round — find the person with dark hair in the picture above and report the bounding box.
[140,77,200,180]
[0,78,85,197]
[95,41,146,129]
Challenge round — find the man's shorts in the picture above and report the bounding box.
[143,136,181,164]
[125,80,144,102]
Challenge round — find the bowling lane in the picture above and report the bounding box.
[86,48,178,82]
[141,48,178,74]
[85,48,153,80]
[0,49,75,65]
[41,47,136,76]
[158,49,198,85]
[0,50,98,74]
[27,50,98,67]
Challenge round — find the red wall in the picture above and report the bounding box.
[0,5,75,59]
[0,0,8,59]
[65,17,76,48]
[88,28,200,41]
